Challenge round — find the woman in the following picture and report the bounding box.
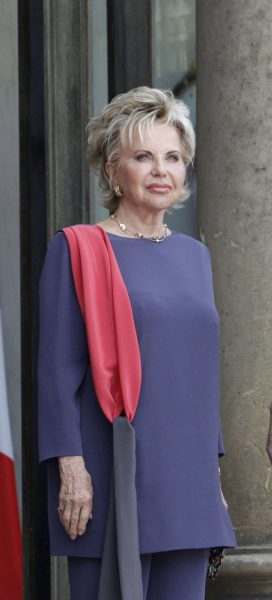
[38,87,236,600]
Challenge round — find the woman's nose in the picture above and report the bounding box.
[151,160,167,176]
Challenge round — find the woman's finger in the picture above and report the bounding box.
[77,506,91,536]
[69,506,81,540]
[60,501,73,535]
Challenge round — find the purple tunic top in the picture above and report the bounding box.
[38,228,236,557]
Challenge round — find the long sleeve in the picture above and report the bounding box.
[202,243,225,459]
[38,231,89,461]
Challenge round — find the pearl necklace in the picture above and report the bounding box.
[110,212,169,243]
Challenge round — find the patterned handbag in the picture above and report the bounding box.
[206,547,226,579]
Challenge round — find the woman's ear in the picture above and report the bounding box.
[105,162,115,185]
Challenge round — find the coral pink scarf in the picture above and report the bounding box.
[63,224,141,422]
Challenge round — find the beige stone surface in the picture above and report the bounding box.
[197,0,272,547]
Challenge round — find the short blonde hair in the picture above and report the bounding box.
[87,86,195,213]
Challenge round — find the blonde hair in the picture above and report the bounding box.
[87,86,195,213]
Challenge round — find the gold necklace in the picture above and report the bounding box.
[110,212,169,243]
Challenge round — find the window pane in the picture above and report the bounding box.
[152,0,197,237]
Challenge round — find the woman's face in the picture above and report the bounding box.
[107,122,187,213]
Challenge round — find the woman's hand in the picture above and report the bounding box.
[58,456,94,540]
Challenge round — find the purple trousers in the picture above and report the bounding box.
[68,548,209,600]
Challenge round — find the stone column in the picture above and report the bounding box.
[197,1,272,597]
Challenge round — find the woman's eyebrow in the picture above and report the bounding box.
[131,148,152,154]
[165,149,183,154]
[131,148,182,154]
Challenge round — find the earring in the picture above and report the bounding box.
[113,185,122,198]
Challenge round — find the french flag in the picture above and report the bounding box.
[0,311,22,597]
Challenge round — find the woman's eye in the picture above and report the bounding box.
[167,154,179,161]
[136,154,149,161]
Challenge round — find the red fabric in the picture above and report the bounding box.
[0,452,22,598]
[62,225,142,423]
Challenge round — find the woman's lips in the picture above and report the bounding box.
[146,184,172,192]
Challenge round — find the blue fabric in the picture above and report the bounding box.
[68,549,210,600]
[38,229,237,557]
